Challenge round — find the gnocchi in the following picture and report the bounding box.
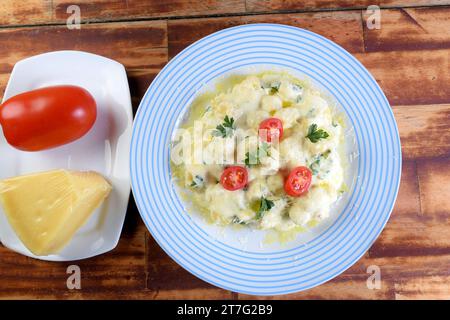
[171,72,345,232]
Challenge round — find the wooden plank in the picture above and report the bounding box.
[417,157,450,218]
[0,0,52,26]
[394,104,450,159]
[381,255,450,299]
[369,161,440,257]
[367,157,450,259]
[2,0,449,27]
[168,11,364,59]
[0,20,168,112]
[363,7,450,52]
[146,234,234,299]
[355,49,450,106]
[367,158,450,258]
[240,272,396,299]
[246,0,450,12]
[394,276,450,299]
[0,20,168,72]
[0,201,148,299]
[168,16,244,59]
[52,0,246,23]
[240,254,450,299]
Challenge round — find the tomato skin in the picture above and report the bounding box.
[0,85,97,151]
[259,117,283,143]
[284,166,312,197]
[220,166,248,191]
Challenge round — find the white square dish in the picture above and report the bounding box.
[0,50,133,261]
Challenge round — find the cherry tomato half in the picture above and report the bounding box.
[220,166,248,191]
[0,85,97,151]
[259,117,283,143]
[284,166,312,197]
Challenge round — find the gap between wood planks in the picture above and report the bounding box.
[414,160,424,217]
[1,3,450,30]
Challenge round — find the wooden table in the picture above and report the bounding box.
[0,0,449,300]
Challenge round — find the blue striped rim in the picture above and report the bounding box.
[134,34,394,282]
[149,41,370,256]
[143,41,372,262]
[133,25,398,288]
[130,24,401,295]
[143,52,372,274]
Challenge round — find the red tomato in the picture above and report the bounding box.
[0,85,97,151]
[284,166,312,197]
[259,118,283,142]
[220,166,248,191]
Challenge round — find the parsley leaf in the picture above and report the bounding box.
[306,124,329,143]
[309,150,331,175]
[244,142,269,167]
[256,197,275,220]
[212,115,236,138]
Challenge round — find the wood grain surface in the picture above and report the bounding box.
[246,0,450,12]
[0,0,449,300]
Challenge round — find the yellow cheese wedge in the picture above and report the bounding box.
[0,170,112,256]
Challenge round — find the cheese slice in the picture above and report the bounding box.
[0,170,112,256]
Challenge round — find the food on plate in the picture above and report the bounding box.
[0,170,111,256]
[171,72,346,232]
[0,85,97,151]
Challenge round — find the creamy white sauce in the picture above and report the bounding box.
[172,72,346,232]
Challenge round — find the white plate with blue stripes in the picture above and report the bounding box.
[130,24,401,295]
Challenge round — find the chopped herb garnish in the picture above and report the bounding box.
[190,175,204,188]
[322,149,331,158]
[309,159,321,175]
[212,115,236,138]
[269,81,281,95]
[244,142,269,167]
[309,150,332,175]
[256,197,275,220]
[306,124,329,143]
